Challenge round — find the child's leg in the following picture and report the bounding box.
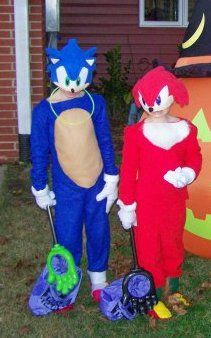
[135,203,172,319]
[135,202,166,289]
[29,182,85,315]
[160,200,186,289]
[84,174,110,301]
[160,201,191,308]
[54,184,85,267]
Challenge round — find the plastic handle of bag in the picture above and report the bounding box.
[129,227,139,269]
[47,205,57,244]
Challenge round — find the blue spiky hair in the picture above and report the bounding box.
[46,39,96,85]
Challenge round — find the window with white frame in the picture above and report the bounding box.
[139,0,196,27]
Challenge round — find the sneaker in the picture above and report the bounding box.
[87,270,108,303]
[54,304,74,314]
[148,301,172,319]
[92,289,102,303]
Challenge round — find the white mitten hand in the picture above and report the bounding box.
[96,174,119,213]
[31,185,56,210]
[117,200,137,230]
[164,167,196,189]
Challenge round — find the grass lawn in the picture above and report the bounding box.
[0,164,211,338]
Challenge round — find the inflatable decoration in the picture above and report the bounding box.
[173,0,211,259]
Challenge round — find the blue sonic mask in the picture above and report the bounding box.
[46,39,96,93]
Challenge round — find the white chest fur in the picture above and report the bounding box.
[143,120,190,150]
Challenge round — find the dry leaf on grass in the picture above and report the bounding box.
[17,293,28,307]
[25,277,36,287]
[149,316,157,328]
[167,294,190,307]
[197,288,204,296]
[57,311,70,318]
[0,235,9,245]
[172,305,187,316]
[76,304,98,315]
[201,281,211,289]
[14,259,36,271]
[109,255,133,278]
[99,315,109,322]
[167,294,180,306]
[12,189,23,196]
[111,241,126,249]
[19,325,30,334]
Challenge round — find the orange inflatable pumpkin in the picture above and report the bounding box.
[171,78,211,259]
[172,0,211,259]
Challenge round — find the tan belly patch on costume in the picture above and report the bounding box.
[55,108,103,188]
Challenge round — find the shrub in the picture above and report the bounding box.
[96,45,132,122]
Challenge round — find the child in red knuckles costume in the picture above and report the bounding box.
[117,66,202,319]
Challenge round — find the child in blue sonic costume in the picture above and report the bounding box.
[30,39,119,307]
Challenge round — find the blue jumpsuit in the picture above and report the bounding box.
[30,93,118,272]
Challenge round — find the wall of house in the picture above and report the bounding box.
[0,0,46,163]
[60,0,185,84]
[0,0,186,163]
[29,0,46,108]
[0,0,18,163]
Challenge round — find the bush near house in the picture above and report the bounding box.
[94,45,132,123]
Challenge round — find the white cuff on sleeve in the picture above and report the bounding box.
[117,199,137,212]
[104,173,119,183]
[31,185,48,197]
[87,270,106,284]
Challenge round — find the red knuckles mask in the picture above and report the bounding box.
[132,66,189,113]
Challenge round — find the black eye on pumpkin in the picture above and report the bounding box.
[65,77,70,86]
[156,95,161,105]
[76,77,81,86]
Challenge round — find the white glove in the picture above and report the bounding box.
[164,167,196,189]
[96,174,119,213]
[31,185,56,210]
[117,199,137,230]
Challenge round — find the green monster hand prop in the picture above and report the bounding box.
[46,206,78,295]
[47,244,78,295]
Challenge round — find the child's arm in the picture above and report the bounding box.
[118,125,139,229]
[183,124,202,179]
[30,101,50,190]
[164,123,202,188]
[30,101,56,209]
[119,125,139,205]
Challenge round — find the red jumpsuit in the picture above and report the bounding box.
[119,119,202,288]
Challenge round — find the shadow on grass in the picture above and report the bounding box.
[0,164,211,338]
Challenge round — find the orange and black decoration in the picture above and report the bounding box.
[175,0,211,77]
[172,0,211,259]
